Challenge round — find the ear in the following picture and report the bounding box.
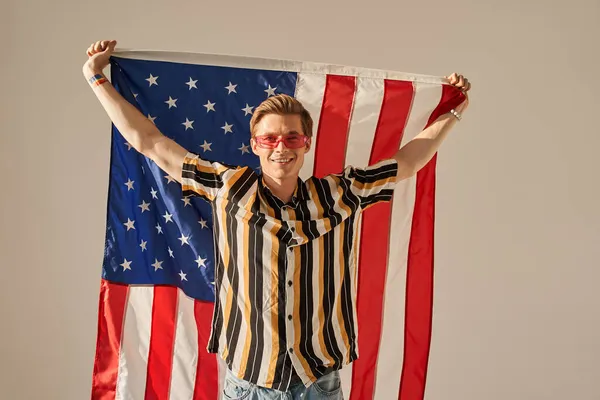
[304,137,312,153]
[250,137,259,156]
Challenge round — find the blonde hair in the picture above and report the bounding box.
[249,94,313,138]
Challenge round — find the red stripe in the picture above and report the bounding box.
[312,75,356,178]
[350,80,414,400]
[144,286,178,400]
[398,86,466,400]
[91,280,129,400]
[193,300,219,400]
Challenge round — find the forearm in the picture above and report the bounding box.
[393,112,458,178]
[83,65,161,154]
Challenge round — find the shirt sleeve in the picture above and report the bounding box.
[181,152,238,202]
[344,158,399,209]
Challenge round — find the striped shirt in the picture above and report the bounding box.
[181,151,399,391]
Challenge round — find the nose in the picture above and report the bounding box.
[274,139,287,151]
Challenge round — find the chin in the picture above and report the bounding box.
[264,161,300,179]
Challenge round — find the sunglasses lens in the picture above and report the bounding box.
[283,135,305,148]
[256,135,307,149]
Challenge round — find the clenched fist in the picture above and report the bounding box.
[83,40,117,75]
[444,72,471,113]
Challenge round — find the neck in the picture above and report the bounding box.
[262,173,298,203]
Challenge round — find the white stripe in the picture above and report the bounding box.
[339,76,385,399]
[169,290,199,400]
[231,195,250,372]
[373,82,442,399]
[114,49,448,84]
[257,217,276,384]
[330,216,346,358]
[310,235,328,365]
[115,287,153,400]
[214,198,230,357]
[294,73,325,181]
[344,77,385,168]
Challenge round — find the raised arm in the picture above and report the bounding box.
[393,73,471,181]
[83,40,187,183]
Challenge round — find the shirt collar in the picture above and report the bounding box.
[258,175,307,206]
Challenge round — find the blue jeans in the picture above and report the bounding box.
[222,368,344,399]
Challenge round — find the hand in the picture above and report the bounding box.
[83,40,117,76]
[444,72,471,113]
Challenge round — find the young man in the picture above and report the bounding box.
[84,40,470,400]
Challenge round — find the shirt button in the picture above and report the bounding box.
[288,280,293,286]
[288,315,292,320]
[289,348,294,353]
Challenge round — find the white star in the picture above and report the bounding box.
[147,114,157,124]
[221,122,233,134]
[242,104,254,116]
[123,218,135,231]
[155,223,163,234]
[152,258,164,271]
[265,84,277,97]
[200,140,212,152]
[165,96,178,109]
[165,175,176,184]
[146,74,159,86]
[124,178,134,191]
[179,270,188,281]
[133,93,139,99]
[168,247,174,258]
[138,200,150,213]
[195,256,207,268]
[182,118,194,130]
[204,100,216,112]
[186,77,198,90]
[179,233,190,246]
[124,142,133,151]
[225,81,237,94]
[198,218,208,229]
[120,258,132,271]
[163,211,174,223]
[181,196,192,207]
[150,187,158,199]
[139,239,147,251]
[238,143,250,154]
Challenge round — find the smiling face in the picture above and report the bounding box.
[250,113,311,182]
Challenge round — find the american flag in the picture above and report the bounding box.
[91,50,465,400]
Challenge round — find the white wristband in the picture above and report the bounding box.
[449,109,462,121]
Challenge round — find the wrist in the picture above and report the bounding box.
[83,66,109,88]
[82,63,103,79]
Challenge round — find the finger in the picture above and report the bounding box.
[94,41,103,52]
[464,81,471,91]
[457,75,465,87]
[101,40,110,51]
[449,72,458,84]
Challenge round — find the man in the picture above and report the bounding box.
[84,40,470,400]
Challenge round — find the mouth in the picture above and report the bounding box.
[269,156,294,166]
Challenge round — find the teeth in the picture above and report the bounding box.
[272,159,291,163]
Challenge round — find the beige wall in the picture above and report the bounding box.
[2,0,599,399]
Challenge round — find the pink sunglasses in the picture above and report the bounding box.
[254,134,309,149]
